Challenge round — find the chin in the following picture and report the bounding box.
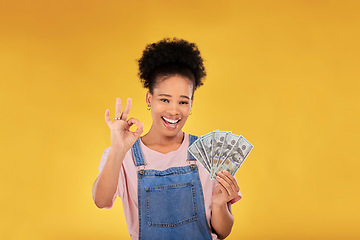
[163,129,182,137]
[160,125,184,137]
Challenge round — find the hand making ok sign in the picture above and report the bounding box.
[105,97,144,152]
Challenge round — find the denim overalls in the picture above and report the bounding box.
[131,134,213,240]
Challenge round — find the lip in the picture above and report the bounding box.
[161,117,181,129]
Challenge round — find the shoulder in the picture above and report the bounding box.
[187,133,199,138]
[101,145,134,163]
[103,144,134,154]
[186,133,199,143]
[103,145,112,153]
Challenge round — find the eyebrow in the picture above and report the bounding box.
[158,94,190,100]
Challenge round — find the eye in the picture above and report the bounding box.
[160,98,170,103]
[180,101,189,105]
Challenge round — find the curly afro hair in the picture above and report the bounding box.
[137,37,206,96]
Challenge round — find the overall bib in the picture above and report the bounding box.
[131,134,213,240]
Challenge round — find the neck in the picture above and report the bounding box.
[141,125,184,147]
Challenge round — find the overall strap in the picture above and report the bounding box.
[131,138,145,167]
[188,134,199,161]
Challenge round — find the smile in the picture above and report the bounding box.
[162,117,181,123]
[161,117,181,129]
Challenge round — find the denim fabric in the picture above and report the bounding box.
[132,134,212,240]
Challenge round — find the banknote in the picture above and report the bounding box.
[210,131,231,179]
[188,130,253,179]
[214,133,240,179]
[214,135,254,176]
[199,130,219,169]
[194,138,211,170]
[188,143,210,173]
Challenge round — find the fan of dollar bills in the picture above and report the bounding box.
[188,130,254,180]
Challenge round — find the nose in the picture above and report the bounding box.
[167,102,180,116]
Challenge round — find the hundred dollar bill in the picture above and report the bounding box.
[211,131,231,179]
[214,135,253,176]
[200,130,219,168]
[188,143,210,173]
[194,137,211,170]
[214,133,240,178]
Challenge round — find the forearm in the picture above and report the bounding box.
[93,148,126,208]
[211,202,234,239]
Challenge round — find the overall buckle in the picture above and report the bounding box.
[187,159,197,169]
[137,164,146,174]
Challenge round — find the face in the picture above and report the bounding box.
[146,75,194,137]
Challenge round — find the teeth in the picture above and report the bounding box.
[162,117,180,124]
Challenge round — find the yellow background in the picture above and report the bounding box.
[1,0,359,239]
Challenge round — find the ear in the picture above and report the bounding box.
[146,91,152,106]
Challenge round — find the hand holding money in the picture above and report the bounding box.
[188,130,253,180]
[212,170,241,206]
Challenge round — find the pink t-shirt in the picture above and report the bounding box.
[97,132,242,240]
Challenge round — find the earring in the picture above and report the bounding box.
[189,110,192,115]
[147,105,151,110]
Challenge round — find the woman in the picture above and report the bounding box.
[92,37,242,240]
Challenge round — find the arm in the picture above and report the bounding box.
[211,201,234,239]
[93,148,126,208]
[93,97,143,208]
[210,170,240,239]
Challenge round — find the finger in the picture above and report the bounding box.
[134,122,144,137]
[121,98,132,121]
[127,118,144,137]
[115,97,122,118]
[216,178,231,199]
[216,175,232,196]
[223,170,240,192]
[127,117,140,128]
[105,109,112,128]
[219,170,239,192]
